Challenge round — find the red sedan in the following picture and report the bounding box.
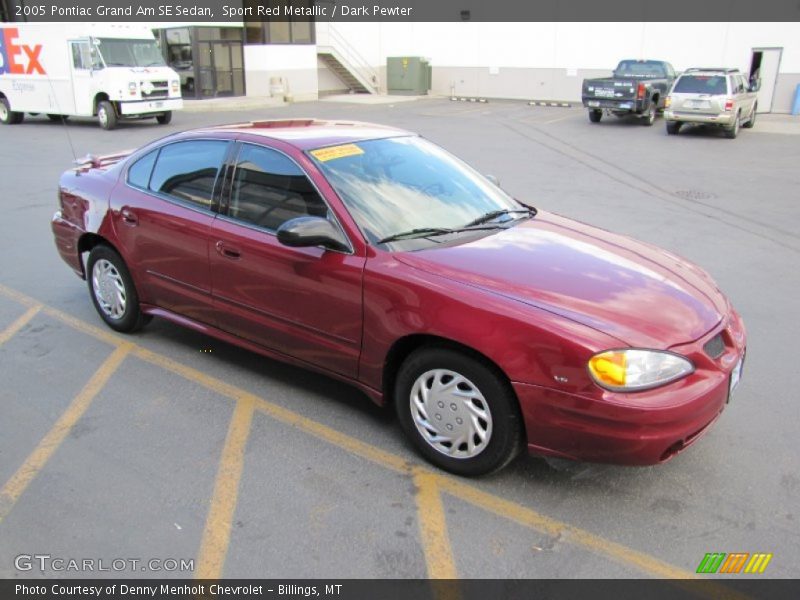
[51,119,746,476]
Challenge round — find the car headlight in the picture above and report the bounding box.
[588,349,694,391]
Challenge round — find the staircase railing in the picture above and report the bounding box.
[317,23,380,93]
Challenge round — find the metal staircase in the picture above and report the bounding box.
[316,24,379,94]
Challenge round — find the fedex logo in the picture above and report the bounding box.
[0,28,45,75]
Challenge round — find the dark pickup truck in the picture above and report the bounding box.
[582,60,677,125]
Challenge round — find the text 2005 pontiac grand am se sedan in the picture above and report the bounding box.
[51,119,746,476]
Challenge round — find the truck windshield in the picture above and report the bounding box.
[95,38,166,68]
[614,61,667,78]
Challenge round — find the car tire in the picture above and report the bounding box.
[156,111,172,125]
[0,97,24,124]
[47,113,69,122]
[394,347,523,476]
[642,102,656,126]
[97,100,118,131]
[666,121,682,135]
[588,109,602,123]
[743,104,757,129]
[724,113,740,139]
[87,245,149,333]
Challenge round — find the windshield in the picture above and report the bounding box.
[309,136,530,249]
[614,60,667,78]
[673,75,728,95]
[95,38,165,67]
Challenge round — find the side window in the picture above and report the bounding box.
[71,42,99,70]
[149,140,229,210]
[127,149,158,189]
[737,75,746,93]
[228,144,329,231]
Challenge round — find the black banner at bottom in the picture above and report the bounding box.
[2,579,799,600]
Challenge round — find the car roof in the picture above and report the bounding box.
[682,68,740,76]
[192,119,412,151]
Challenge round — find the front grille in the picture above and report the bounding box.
[703,333,725,359]
[141,81,169,99]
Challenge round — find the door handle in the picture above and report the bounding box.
[215,240,241,259]
[120,207,138,226]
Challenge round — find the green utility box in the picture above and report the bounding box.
[387,57,431,95]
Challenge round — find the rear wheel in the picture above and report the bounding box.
[666,121,682,135]
[97,100,117,130]
[724,113,741,139]
[588,109,602,123]
[0,98,24,124]
[642,102,657,126]
[743,104,757,128]
[394,347,523,476]
[156,111,172,125]
[87,245,149,333]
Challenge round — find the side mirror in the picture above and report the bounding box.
[485,174,501,187]
[276,216,350,253]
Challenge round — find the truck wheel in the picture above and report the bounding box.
[97,101,118,130]
[156,111,172,125]
[742,104,757,128]
[642,102,656,126]
[394,347,523,476]
[47,114,69,123]
[724,113,740,139]
[588,109,602,123]
[666,121,682,135]
[0,98,24,125]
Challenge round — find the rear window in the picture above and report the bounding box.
[673,75,728,95]
[614,61,667,78]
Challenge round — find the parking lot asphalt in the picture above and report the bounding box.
[0,98,798,581]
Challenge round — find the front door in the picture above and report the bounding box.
[209,143,365,378]
[68,39,96,115]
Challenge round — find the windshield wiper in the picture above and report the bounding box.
[462,208,533,228]
[377,228,455,244]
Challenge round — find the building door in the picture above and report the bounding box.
[197,41,244,98]
[750,48,782,113]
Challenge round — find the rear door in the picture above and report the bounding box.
[110,138,231,325]
[209,142,365,378]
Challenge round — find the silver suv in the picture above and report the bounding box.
[664,68,759,138]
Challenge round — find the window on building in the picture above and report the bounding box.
[244,0,316,45]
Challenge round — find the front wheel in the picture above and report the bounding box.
[742,104,757,128]
[588,109,602,123]
[156,111,172,125]
[87,245,149,333]
[394,347,523,476]
[97,100,118,130]
[666,121,682,135]
[0,98,24,124]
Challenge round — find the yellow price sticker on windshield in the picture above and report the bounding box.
[310,144,364,162]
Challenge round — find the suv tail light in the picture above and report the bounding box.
[637,83,646,99]
[724,99,734,111]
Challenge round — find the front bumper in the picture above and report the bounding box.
[664,110,736,126]
[119,98,183,116]
[515,310,747,465]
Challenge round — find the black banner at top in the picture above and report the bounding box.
[4,0,800,22]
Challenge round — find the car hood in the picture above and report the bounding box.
[395,211,725,348]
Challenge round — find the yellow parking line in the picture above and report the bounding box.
[0,344,131,524]
[0,306,41,348]
[413,468,458,579]
[0,284,708,581]
[195,396,256,579]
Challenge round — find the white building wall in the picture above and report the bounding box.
[243,45,319,101]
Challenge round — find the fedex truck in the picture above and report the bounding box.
[0,23,183,130]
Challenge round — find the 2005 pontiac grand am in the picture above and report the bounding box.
[51,119,746,476]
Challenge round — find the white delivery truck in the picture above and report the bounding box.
[0,23,183,130]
